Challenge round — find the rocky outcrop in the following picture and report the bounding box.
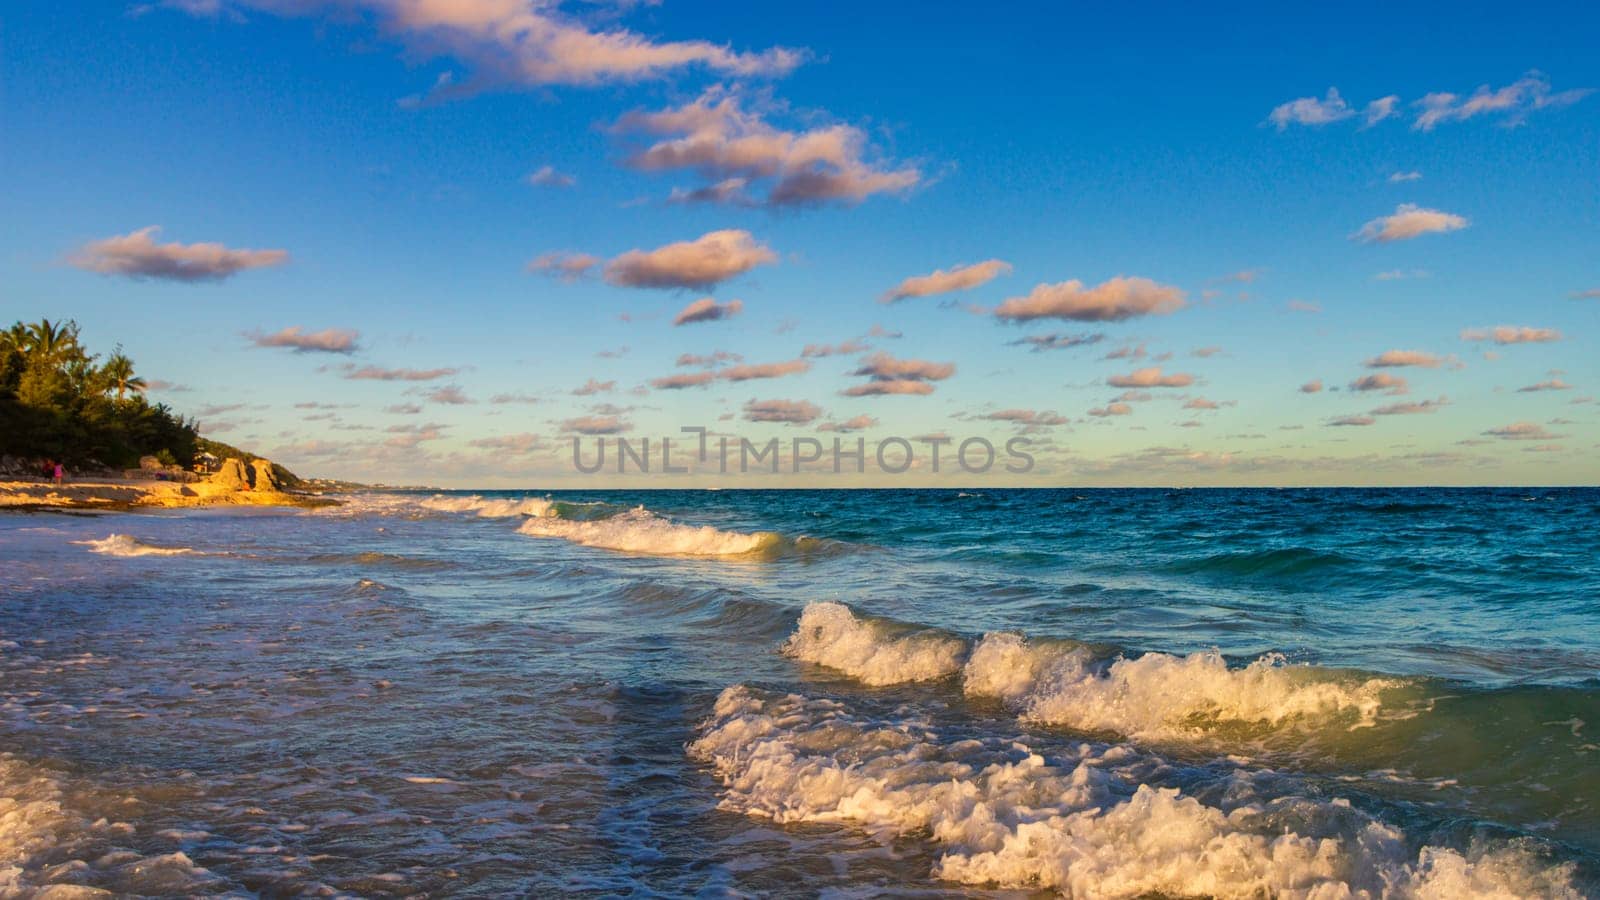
[250,459,283,493]
[209,458,251,490]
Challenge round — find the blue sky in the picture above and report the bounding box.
[3,0,1597,486]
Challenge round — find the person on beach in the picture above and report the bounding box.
[53,462,64,487]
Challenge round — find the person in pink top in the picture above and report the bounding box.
[53,462,64,486]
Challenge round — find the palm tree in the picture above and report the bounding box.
[101,350,145,402]
[25,319,80,362]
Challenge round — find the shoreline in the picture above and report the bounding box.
[0,477,340,513]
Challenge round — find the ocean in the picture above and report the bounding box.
[1,488,1597,897]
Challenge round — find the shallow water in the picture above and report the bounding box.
[1,488,1597,896]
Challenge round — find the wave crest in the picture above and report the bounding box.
[73,534,196,557]
[782,602,1405,742]
[691,685,1583,899]
[517,506,781,557]
[781,601,966,686]
[420,494,556,518]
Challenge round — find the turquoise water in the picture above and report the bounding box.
[1,488,1596,896]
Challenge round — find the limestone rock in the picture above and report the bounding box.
[250,459,283,493]
[209,458,250,490]
[139,455,164,470]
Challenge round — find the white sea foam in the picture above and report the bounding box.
[782,602,1404,741]
[691,685,1583,899]
[0,753,226,895]
[420,494,555,518]
[781,601,967,686]
[516,506,778,557]
[965,631,1400,740]
[73,534,196,557]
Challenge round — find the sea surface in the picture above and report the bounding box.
[1,488,1598,897]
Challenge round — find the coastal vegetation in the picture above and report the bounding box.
[0,318,289,480]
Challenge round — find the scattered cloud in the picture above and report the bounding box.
[1374,269,1429,281]
[843,352,955,396]
[817,414,877,433]
[490,393,541,405]
[247,326,360,354]
[677,351,743,368]
[572,378,615,396]
[1517,379,1572,392]
[672,297,744,325]
[1364,349,1442,368]
[801,339,870,358]
[1327,415,1375,427]
[1349,373,1409,394]
[743,398,820,425]
[528,252,601,281]
[602,229,775,290]
[1388,170,1422,183]
[1354,204,1469,242]
[1087,402,1133,418]
[561,415,628,435]
[882,259,1011,303]
[1461,325,1562,345]
[1484,421,1562,441]
[1008,332,1105,352]
[385,403,422,415]
[718,359,811,382]
[1286,300,1322,314]
[416,384,473,405]
[467,433,542,454]
[1571,288,1600,300]
[650,371,717,390]
[1191,346,1223,358]
[613,88,919,208]
[172,0,804,94]
[1184,397,1223,410]
[70,225,287,282]
[337,365,460,381]
[527,165,575,188]
[1267,88,1358,129]
[1371,396,1449,415]
[994,276,1185,322]
[1414,72,1593,131]
[1106,367,1194,388]
[983,408,1069,429]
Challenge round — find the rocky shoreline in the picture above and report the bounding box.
[0,456,339,513]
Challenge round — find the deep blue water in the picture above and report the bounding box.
[1,487,1597,896]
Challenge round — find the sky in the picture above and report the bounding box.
[2,0,1597,487]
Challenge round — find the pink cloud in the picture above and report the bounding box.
[1106,367,1194,388]
[602,230,776,290]
[672,297,744,326]
[1353,205,1469,242]
[247,326,359,354]
[994,276,1185,322]
[718,359,811,382]
[743,398,820,425]
[1349,373,1409,394]
[882,259,1011,303]
[1460,325,1562,345]
[1364,349,1442,368]
[70,226,287,282]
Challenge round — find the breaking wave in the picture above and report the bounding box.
[784,602,1405,741]
[73,534,196,557]
[691,685,1584,899]
[516,506,783,557]
[420,494,557,518]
